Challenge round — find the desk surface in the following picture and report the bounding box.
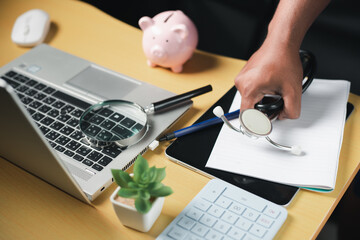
[1,0,360,239]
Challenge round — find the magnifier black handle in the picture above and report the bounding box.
[255,49,316,117]
[152,85,212,112]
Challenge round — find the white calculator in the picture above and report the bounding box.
[156,178,287,240]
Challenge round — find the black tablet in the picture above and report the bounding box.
[165,86,354,206]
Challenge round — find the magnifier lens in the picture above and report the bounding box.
[240,109,272,137]
[79,101,148,147]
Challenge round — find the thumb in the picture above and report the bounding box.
[240,94,264,111]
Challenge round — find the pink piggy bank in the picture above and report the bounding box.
[139,10,198,73]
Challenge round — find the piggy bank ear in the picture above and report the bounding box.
[138,17,154,31]
[171,24,189,41]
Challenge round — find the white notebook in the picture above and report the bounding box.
[206,79,350,192]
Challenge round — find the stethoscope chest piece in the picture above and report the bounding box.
[240,109,272,138]
[213,106,302,155]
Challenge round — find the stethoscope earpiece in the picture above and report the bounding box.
[290,145,302,156]
[213,106,302,155]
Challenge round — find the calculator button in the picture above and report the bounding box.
[235,217,253,231]
[191,223,209,237]
[242,209,260,222]
[177,216,195,230]
[186,208,203,221]
[204,184,225,202]
[213,220,231,234]
[215,196,232,209]
[249,224,267,238]
[188,234,203,240]
[167,227,187,240]
[205,229,223,240]
[263,206,280,219]
[229,202,245,215]
[227,227,245,240]
[221,211,238,224]
[256,215,274,228]
[207,205,224,218]
[194,199,211,211]
[199,213,217,227]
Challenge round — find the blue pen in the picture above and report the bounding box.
[159,109,240,141]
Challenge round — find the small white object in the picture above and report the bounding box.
[290,145,302,156]
[149,140,159,151]
[11,9,50,47]
[213,106,224,117]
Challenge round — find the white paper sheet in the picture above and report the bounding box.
[206,79,350,190]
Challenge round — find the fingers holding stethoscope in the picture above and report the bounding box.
[222,50,315,155]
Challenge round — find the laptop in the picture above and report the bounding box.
[0,44,191,203]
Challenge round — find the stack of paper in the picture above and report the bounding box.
[206,79,350,192]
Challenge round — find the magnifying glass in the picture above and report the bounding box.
[213,50,316,155]
[79,85,212,148]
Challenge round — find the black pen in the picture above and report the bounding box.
[159,109,240,141]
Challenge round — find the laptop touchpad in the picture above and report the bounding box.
[66,65,140,100]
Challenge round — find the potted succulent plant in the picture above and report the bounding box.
[110,154,173,232]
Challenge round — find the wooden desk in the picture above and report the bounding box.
[1,0,359,239]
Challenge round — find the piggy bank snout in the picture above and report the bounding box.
[150,45,167,60]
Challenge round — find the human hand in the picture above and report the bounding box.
[234,42,303,119]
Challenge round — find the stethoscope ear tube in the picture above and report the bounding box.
[299,49,316,94]
[254,49,316,117]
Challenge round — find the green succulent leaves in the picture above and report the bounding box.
[111,155,173,214]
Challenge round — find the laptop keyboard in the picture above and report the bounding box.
[1,70,123,172]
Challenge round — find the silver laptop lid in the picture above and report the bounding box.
[0,44,191,202]
[0,80,91,204]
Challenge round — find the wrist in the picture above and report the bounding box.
[265,19,302,52]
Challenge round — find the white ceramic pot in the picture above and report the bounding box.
[110,186,164,232]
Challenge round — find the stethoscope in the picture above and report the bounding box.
[213,50,316,155]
